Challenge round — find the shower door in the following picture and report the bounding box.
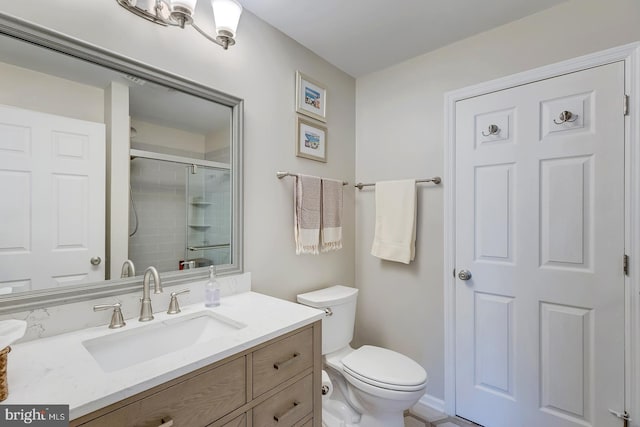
[185,165,231,267]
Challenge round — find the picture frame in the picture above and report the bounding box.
[296,115,327,163]
[296,71,327,122]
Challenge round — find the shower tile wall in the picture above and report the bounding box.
[129,158,187,273]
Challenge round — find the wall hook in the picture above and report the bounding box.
[553,110,578,124]
[482,124,500,136]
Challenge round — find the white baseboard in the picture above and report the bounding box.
[410,393,447,422]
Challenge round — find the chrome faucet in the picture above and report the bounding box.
[120,260,136,278]
[139,266,162,322]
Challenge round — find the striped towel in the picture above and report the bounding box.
[294,174,321,254]
[321,178,343,252]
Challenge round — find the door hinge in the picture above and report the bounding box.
[609,409,631,427]
[624,254,629,276]
[624,94,629,116]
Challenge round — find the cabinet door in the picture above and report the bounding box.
[79,357,246,427]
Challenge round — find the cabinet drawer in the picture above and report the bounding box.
[79,356,246,427]
[253,374,313,427]
[252,328,313,397]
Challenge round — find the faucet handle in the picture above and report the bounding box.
[167,289,190,315]
[93,302,126,329]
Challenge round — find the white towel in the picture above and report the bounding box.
[370,179,417,264]
[321,178,343,252]
[295,174,321,254]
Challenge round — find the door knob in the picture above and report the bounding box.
[458,269,472,281]
[90,256,102,266]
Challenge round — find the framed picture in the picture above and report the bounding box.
[296,116,327,162]
[296,71,327,122]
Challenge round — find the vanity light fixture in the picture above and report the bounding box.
[116,0,243,49]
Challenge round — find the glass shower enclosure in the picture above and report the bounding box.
[128,152,231,273]
[185,164,231,267]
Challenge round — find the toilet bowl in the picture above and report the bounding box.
[297,285,427,427]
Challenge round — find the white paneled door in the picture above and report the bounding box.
[455,62,625,427]
[0,105,105,292]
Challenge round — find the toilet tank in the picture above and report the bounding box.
[297,285,358,355]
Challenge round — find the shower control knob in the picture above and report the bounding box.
[458,269,472,281]
[90,256,102,266]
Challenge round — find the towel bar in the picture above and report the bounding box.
[354,177,442,190]
[276,171,348,185]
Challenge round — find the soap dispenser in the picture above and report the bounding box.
[205,265,220,307]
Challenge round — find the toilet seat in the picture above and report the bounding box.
[341,345,427,392]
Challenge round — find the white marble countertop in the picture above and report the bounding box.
[4,291,324,420]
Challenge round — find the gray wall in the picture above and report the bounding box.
[0,0,356,301]
[354,0,640,402]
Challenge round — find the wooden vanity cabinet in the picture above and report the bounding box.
[71,321,322,427]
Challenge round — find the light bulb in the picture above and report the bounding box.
[171,0,198,16]
[211,0,242,38]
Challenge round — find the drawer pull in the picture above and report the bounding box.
[273,352,300,370]
[273,401,300,422]
[158,417,174,427]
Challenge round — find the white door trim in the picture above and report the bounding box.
[443,41,640,423]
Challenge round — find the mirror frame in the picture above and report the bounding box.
[0,13,244,314]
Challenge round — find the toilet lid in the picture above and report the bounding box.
[341,345,427,390]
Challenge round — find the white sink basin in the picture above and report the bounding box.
[82,311,246,372]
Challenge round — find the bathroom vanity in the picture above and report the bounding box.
[72,322,320,427]
[4,292,323,427]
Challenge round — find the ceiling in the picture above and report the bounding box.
[238,0,567,77]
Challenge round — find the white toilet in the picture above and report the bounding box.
[297,285,427,427]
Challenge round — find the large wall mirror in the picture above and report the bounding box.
[0,15,243,313]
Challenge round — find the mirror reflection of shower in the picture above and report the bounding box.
[129,156,188,273]
[129,127,139,238]
[186,165,231,268]
[128,183,139,237]
[127,118,232,274]
[128,155,231,273]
